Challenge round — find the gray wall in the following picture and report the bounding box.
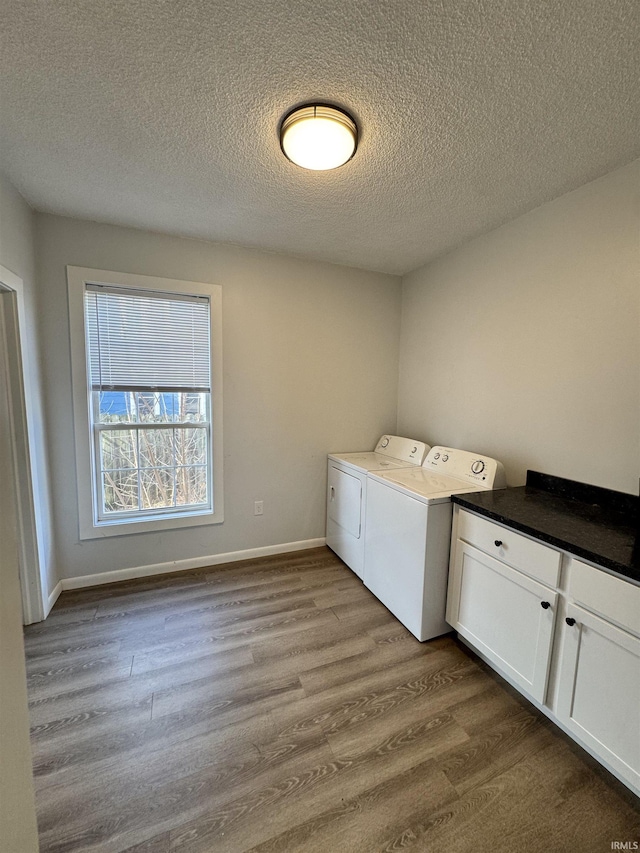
[398,160,640,493]
[36,214,402,580]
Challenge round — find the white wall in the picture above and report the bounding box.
[36,214,402,581]
[398,160,640,494]
[0,174,57,600]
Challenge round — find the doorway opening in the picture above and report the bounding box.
[0,264,47,624]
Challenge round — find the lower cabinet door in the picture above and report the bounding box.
[556,603,640,792]
[449,542,557,703]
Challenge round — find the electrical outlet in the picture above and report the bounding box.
[254,500,264,516]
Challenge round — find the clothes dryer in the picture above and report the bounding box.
[326,435,429,578]
[364,446,506,640]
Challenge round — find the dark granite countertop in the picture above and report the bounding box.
[452,471,639,585]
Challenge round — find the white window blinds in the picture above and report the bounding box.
[85,285,211,392]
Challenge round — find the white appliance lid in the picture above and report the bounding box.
[368,467,481,502]
[328,451,421,473]
[367,446,506,502]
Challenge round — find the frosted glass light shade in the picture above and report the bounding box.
[280,105,357,171]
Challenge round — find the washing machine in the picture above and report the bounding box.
[363,446,506,641]
[326,435,429,578]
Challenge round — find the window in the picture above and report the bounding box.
[68,268,223,538]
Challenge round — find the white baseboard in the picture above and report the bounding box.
[45,580,63,616]
[60,537,327,591]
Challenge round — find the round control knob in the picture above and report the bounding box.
[565,617,576,627]
[540,601,551,609]
[434,452,440,460]
[380,437,389,447]
[442,454,449,462]
[471,460,485,474]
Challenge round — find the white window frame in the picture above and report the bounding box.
[68,266,223,539]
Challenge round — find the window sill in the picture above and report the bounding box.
[79,507,223,540]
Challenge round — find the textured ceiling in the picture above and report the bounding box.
[1,0,639,275]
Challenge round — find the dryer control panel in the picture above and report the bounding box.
[423,446,507,489]
[374,435,429,465]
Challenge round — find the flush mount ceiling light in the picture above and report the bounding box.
[280,104,358,171]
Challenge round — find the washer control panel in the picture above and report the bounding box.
[374,435,430,465]
[423,446,506,489]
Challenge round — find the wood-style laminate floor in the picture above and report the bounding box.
[24,547,639,853]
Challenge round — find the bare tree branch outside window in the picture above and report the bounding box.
[97,391,208,514]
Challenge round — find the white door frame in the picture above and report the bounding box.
[0,264,46,624]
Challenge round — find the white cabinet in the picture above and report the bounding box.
[556,603,640,792]
[455,508,561,587]
[448,541,557,702]
[447,507,640,797]
[555,558,640,793]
